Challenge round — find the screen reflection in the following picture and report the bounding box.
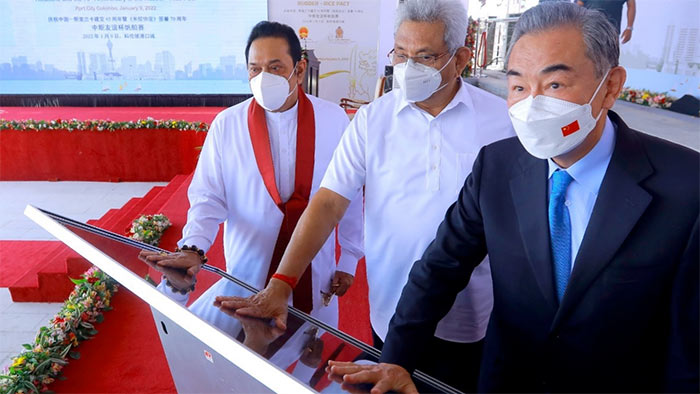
[36,208,458,394]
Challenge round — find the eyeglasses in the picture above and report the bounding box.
[387,49,452,67]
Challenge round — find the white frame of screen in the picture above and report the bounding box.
[24,204,315,394]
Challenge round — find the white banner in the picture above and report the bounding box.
[269,0,381,104]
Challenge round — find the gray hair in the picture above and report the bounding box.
[395,0,467,54]
[506,2,619,77]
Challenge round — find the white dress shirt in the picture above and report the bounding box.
[166,94,364,328]
[548,116,616,270]
[320,81,515,342]
[266,101,298,202]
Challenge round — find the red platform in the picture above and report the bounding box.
[0,173,371,392]
[0,107,224,182]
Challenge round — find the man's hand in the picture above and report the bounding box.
[213,279,291,330]
[139,250,200,290]
[139,250,203,277]
[327,361,418,394]
[300,334,324,367]
[230,313,285,356]
[331,271,354,297]
[621,27,632,44]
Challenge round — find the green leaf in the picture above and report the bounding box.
[88,329,98,336]
[68,351,80,360]
[26,380,39,393]
[22,343,32,350]
[60,345,71,358]
[36,358,53,371]
[95,314,105,323]
[57,375,67,380]
[69,277,86,285]
[50,358,68,366]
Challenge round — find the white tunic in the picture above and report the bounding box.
[166,93,364,328]
[320,81,515,342]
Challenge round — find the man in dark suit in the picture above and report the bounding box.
[328,2,698,392]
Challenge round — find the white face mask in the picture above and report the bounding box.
[249,66,296,111]
[508,69,610,159]
[392,53,455,103]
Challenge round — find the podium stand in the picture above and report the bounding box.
[25,205,460,393]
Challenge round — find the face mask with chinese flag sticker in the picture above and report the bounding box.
[508,69,610,159]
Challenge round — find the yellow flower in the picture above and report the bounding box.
[11,356,26,367]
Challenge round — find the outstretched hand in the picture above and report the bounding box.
[327,361,418,394]
[139,250,198,290]
[213,280,291,330]
[139,250,202,277]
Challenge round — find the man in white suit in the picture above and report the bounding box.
[141,21,363,328]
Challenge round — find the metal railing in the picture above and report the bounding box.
[472,17,519,76]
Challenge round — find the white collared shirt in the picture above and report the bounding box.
[548,116,616,270]
[266,101,298,202]
[173,94,364,327]
[321,81,515,342]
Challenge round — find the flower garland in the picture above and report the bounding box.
[0,268,117,394]
[0,213,171,394]
[0,118,209,132]
[618,87,675,109]
[126,214,171,246]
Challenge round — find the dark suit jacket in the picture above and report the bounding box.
[379,111,699,393]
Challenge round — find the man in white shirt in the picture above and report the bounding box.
[219,1,514,391]
[141,21,363,329]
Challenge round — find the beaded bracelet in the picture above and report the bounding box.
[176,244,209,264]
[164,277,196,295]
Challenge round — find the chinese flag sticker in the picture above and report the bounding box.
[561,120,580,137]
[204,350,213,363]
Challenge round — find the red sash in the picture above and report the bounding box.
[247,85,315,313]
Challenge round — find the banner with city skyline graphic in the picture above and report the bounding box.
[0,0,266,94]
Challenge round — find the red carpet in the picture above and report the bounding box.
[0,107,224,182]
[0,106,224,123]
[2,174,372,392]
[48,288,178,393]
[2,175,195,302]
[0,241,61,287]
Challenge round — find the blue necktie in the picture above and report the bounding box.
[549,170,574,302]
